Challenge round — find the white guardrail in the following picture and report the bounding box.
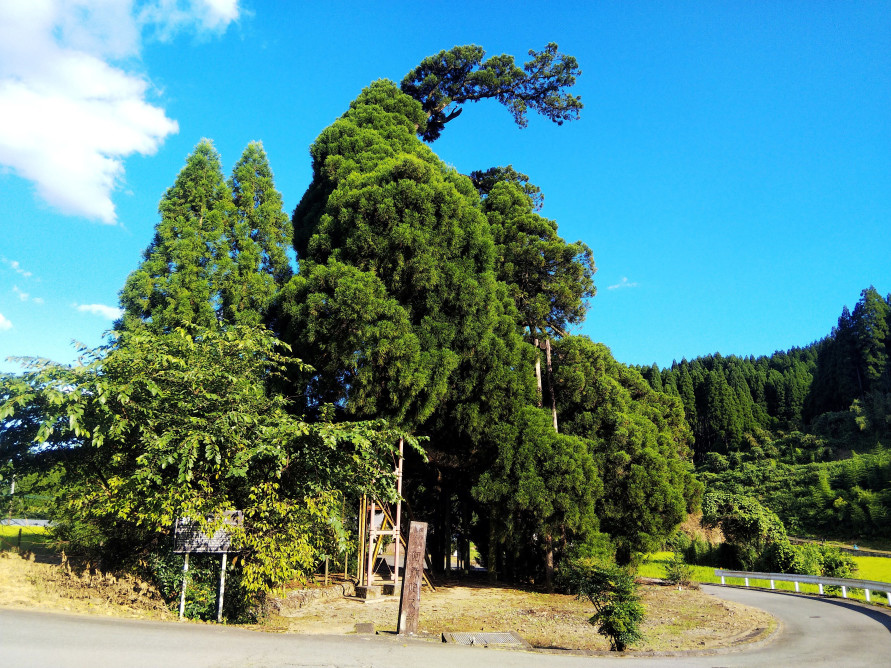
[714,569,891,604]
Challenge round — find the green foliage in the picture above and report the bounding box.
[223,141,293,327]
[119,140,292,334]
[401,43,582,142]
[702,492,788,569]
[480,176,595,338]
[664,545,693,587]
[564,559,645,651]
[473,407,601,583]
[0,325,417,615]
[119,140,233,334]
[554,337,702,561]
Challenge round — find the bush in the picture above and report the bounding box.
[760,539,798,573]
[564,558,645,651]
[820,546,857,594]
[664,551,693,587]
[684,537,724,567]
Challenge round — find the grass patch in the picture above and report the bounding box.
[641,551,891,606]
[0,526,53,555]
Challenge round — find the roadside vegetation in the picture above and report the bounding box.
[1,39,888,654]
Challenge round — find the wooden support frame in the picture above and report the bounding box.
[356,438,434,592]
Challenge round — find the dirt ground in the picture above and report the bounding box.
[0,551,774,652]
[266,575,776,652]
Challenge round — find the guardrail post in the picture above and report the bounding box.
[865,589,871,602]
[841,585,847,599]
[744,577,749,587]
[818,583,824,595]
[794,581,799,592]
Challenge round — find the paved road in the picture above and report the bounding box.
[1,585,889,667]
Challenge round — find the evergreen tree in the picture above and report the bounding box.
[401,43,583,141]
[119,140,233,333]
[223,142,293,327]
[852,286,890,390]
[280,79,538,571]
[552,336,701,561]
[479,176,595,339]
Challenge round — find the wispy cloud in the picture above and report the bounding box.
[0,1,240,224]
[12,285,43,304]
[608,277,639,290]
[74,303,123,320]
[2,258,33,278]
[0,312,12,331]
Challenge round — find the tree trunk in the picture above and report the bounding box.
[442,481,452,573]
[545,338,558,433]
[534,337,544,407]
[487,510,498,581]
[545,534,555,593]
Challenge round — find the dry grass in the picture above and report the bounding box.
[0,551,171,620]
[267,576,775,652]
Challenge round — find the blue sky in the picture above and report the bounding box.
[0,1,888,373]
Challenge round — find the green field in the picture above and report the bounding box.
[0,525,53,554]
[640,551,891,605]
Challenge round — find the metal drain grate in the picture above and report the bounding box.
[442,631,530,648]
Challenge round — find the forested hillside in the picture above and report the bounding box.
[638,286,891,541]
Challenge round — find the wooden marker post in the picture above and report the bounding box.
[397,521,428,635]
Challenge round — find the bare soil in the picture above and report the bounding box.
[265,575,776,653]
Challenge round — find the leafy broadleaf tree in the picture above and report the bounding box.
[0,326,416,610]
[119,140,234,333]
[401,43,583,141]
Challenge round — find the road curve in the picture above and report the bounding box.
[1,585,889,667]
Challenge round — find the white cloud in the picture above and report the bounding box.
[608,277,639,290]
[2,258,33,278]
[139,0,241,39]
[13,286,30,302]
[0,312,12,331]
[0,1,240,224]
[75,302,124,319]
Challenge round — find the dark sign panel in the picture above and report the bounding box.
[173,511,243,554]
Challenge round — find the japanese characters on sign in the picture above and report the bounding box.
[173,510,243,554]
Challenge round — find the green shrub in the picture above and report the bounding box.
[760,539,798,573]
[820,546,857,594]
[664,550,693,587]
[564,559,645,651]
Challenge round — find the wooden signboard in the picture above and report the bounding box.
[173,511,243,554]
[397,521,428,635]
[173,511,242,622]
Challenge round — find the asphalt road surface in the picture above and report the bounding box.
[2,585,890,667]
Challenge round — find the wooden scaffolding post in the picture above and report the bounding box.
[357,495,366,585]
[356,438,407,593]
[367,499,376,586]
[393,437,404,589]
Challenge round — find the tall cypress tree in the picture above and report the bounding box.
[119,140,233,333]
[223,142,293,327]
